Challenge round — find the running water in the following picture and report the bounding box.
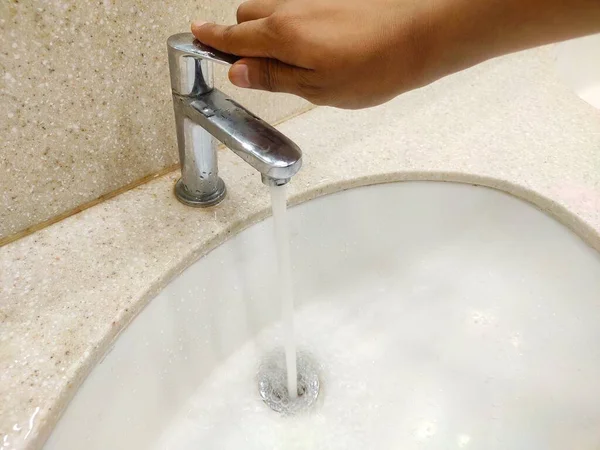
[269,184,297,399]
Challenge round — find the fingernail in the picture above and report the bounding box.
[191,20,207,31]
[230,64,251,88]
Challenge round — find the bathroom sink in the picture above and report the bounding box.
[556,33,600,110]
[45,182,600,449]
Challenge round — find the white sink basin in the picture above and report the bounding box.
[556,33,600,110]
[45,182,600,449]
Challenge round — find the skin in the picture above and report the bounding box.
[191,0,600,109]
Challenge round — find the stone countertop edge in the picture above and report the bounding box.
[1,46,600,450]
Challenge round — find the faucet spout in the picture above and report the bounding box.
[167,33,302,207]
[176,90,302,183]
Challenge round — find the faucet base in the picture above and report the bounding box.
[174,178,226,207]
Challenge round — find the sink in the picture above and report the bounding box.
[44,182,600,449]
[556,33,600,110]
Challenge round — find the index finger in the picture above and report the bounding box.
[191,20,275,58]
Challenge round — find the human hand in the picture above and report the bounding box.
[191,0,600,109]
[191,0,442,109]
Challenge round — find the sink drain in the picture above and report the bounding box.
[257,350,320,415]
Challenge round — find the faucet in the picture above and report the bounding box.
[167,33,303,207]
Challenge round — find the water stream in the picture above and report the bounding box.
[269,184,297,399]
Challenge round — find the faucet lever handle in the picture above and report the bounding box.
[168,32,240,96]
[186,40,241,66]
[167,32,240,66]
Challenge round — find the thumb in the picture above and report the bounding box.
[229,58,314,96]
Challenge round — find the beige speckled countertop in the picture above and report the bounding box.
[1,46,600,450]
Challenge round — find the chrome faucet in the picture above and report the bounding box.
[167,33,303,207]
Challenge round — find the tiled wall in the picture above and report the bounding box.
[0,0,310,242]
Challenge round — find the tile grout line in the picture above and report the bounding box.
[0,105,315,248]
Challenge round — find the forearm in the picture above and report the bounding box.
[427,0,600,76]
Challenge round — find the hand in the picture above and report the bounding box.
[191,0,600,109]
[191,0,442,109]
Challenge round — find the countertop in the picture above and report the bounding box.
[1,46,600,450]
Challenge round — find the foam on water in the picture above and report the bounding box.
[153,275,600,450]
[257,349,320,414]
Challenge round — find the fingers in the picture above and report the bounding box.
[191,19,273,57]
[229,58,320,100]
[237,0,278,23]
